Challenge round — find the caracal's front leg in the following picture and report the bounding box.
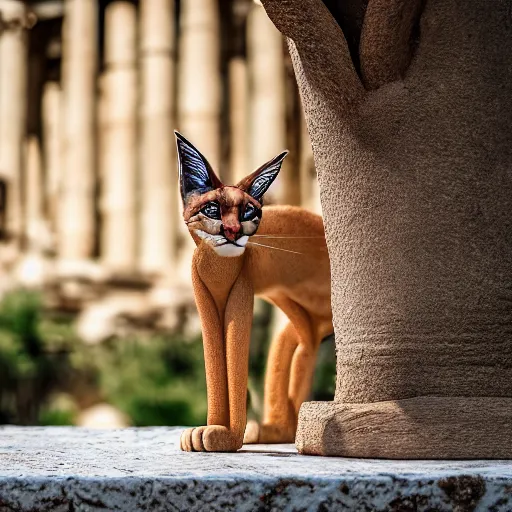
[182,269,254,452]
[180,263,229,452]
[224,272,254,449]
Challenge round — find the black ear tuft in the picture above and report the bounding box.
[174,131,221,203]
[244,151,288,202]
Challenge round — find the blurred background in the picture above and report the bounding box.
[0,0,334,428]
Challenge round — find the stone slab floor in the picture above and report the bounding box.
[0,427,511,511]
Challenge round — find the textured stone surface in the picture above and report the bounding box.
[0,427,511,511]
[259,0,512,458]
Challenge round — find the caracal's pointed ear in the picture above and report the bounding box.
[174,131,223,204]
[237,150,289,202]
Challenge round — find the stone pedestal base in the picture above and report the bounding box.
[296,396,512,458]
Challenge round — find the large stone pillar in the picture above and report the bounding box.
[246,3,288,204]
[178,0,221,170]
[177,0,221,281]
[15,135,51,288]
[261,0,512,458]
[0,1,29,247]
[228,0,250,184]
[100,1,137,271]
[139,0,176,275]
[228,58,248,184]
[42,81,62,242]
[24,136,44,249]
[59,0,97,260]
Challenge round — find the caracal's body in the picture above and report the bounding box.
[182,206,332,452]
[174,132,332,452]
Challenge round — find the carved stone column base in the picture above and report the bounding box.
[296,396,512,458]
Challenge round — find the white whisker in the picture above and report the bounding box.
[252,235,325,239]
[247,241,303,255]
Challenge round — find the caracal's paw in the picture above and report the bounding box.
[243,420,295,444]
[180,426,243,452]
[243,420,260,444]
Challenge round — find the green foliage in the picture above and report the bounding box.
[0,289,334,428]
[312,335,336,401]
[39,405,76,426]
[0,290,67,424]
[94,335,207,426]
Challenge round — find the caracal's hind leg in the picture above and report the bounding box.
[288,324,323,418]
[244,300,317,444]
[244,322,299,443]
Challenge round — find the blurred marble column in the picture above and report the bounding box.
[0,1,29,248]
[247,2,288,204]
[42,81,62,245]
[139,0,177,275]
[24,136,44,248]
[229,0,250,184]
[59,0,98,260]
[100,1,137,272]
[177,0,221,282]
[15,135,52,287]
[178,0,221,170]
[229,59,248,184]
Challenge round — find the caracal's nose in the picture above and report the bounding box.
[223,225,240,241]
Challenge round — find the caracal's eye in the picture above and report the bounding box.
[242,203,257,221]
[200,201,221,220]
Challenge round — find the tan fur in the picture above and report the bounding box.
[180,205,332,452]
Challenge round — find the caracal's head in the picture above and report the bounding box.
[175,131,288,257]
